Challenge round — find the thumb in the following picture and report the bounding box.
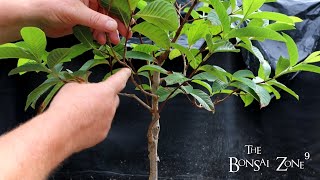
[73,3,118,33]
[101,68,131,93]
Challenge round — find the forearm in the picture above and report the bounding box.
[0,0,40,43]
[0,110,74,180]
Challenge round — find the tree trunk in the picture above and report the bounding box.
[148,71,161,180]
[147,112,160,180]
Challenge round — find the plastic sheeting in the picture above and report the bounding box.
[243,0,320,77]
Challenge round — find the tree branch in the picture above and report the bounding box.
[119,93,151,111]
[172,0,198,43]
[157,0,199,65]
[214,89,239,105]
[130,75,158,98]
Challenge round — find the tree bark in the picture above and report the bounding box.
[148,71,161,180]
[147,112,160,180]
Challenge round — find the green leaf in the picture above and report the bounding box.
[136,0,179,31]
[38,82,64,112]
[291,64,320,74]
[233,70,254,78]
[247,19,265,27]
[233,77,271,108]
[157,86,183,102]
[238,42,265,62]
[169,49,181,60]
[47,48,72,68]
[242,0,265,17]
[135,84,151,91]
[190,89,215,112]
[258,61,271,80]
[212,79,229,93]
[210,0,230,33]
[265,23,296,31]
[190,49,202,69]
[282,33,299,66]
[73,26,94,48]
[9,63,50,75]
[17,58,35,75]
[212,41,240,53]
[164,72,190,85]
[68,43,91,59]
[261,84,281,100]
[25,78,60,110]
[79,59,109,71]
[192,72,218,82]
[20,27,47,61]
[100,0,132,27]
[304,51,320,63]
[171,43,196,66]
[207,10,222,26]
[248,12,294,24]
[0,46,35,60]
[268,80,299,100]
[132,44,160,54]
[240,93,255,107]
[132,22,170,49]
[187,21,208,45]
[138,64,168,74]
[126,51,154,61]
[192,80,213,95]
[238,42,271,80]
[226,27,286,42]
[198,65,229,83]
[129,0,140,11]
[275,56,290,76]
[231,81,259,100]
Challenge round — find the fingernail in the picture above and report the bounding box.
[106,20,118,31]
[123,68,131,75]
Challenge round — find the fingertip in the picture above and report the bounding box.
[108,30,120,45]
[119,68,132,79]
[105,19,118,32]
[76,5,118,33]
[102,68,132,93]
[122,68,132,76]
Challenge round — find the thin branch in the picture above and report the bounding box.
[130,75,158,98]
[158,80,191,112]
[157,0,199,65]
[128,59,151,106]
[185,94,202,109]
[172,0,198,43]
[188,52,212,78]
[119,93,151,111]
[214,89,239,105]
[182,54,187,76]
[106,39,133,72]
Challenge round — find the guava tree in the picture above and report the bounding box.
[0,0,320,179]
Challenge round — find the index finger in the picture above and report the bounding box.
[102,68,131,93]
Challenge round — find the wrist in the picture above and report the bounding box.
[0,110,75,179]
[42,109,76,156]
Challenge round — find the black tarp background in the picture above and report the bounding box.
[0,1,320,179]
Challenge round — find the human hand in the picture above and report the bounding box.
[46,68,131,153]
[31,0,132,44]
[0,0,131,44]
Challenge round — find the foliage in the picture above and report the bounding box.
[0,0,318,111]
[0,0,320,178]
